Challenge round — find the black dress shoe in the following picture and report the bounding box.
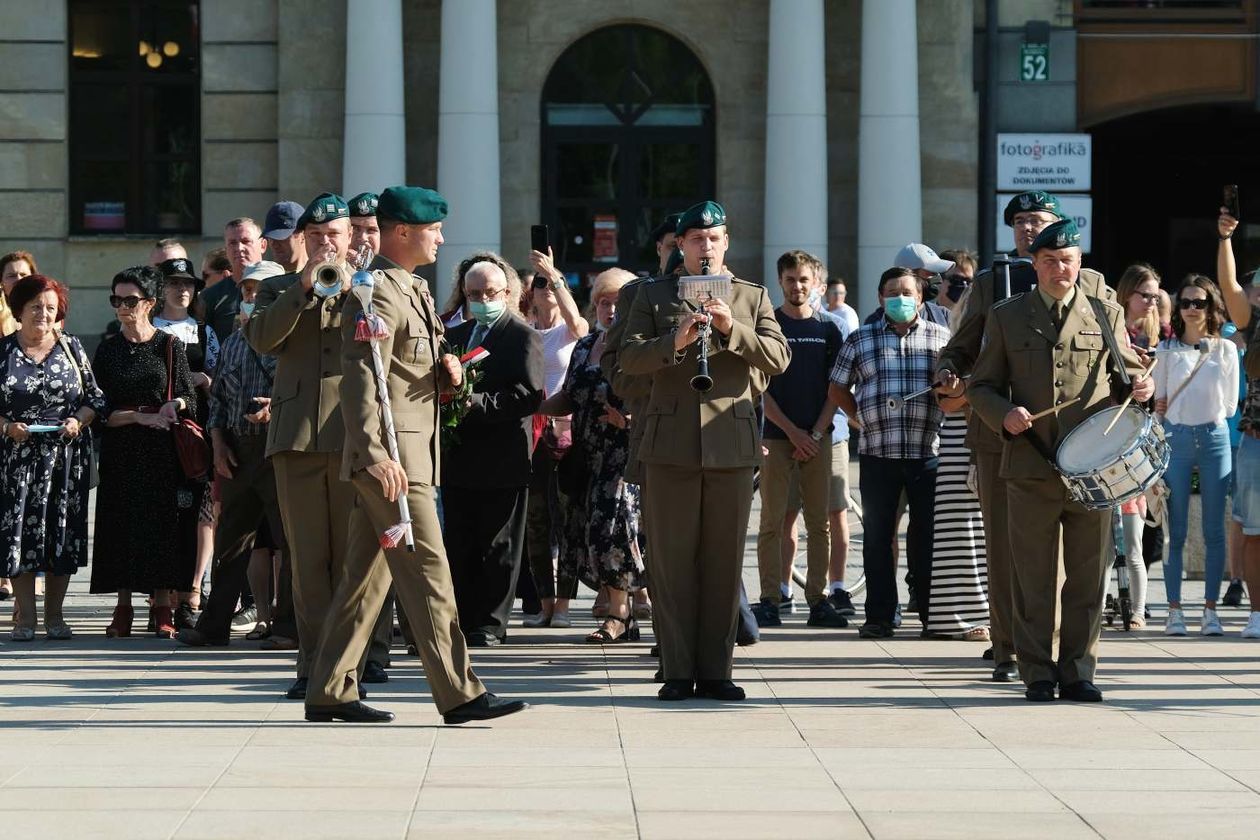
[653,666,664,683]
[1025,680,1056,702]
[176,627,229,647]
[1059,680,1103,703]
[694,680,746,701]
[982,646,994,661]
[657,680,694,702]
[362,661,389,684]
[285,677,309,700]
[464,633,501,648]
[443,692,529,725]
[991,662,1019,682]
[650,644,660,657]
[858,621,894,639]
[305,700,395,723]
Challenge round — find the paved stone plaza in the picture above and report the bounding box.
[3,552,1259,839]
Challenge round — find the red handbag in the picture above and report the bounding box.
[165,336,211,481]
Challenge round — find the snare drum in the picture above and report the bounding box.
[1054,405,1170,510]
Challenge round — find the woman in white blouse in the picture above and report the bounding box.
[1154,275,1238,637]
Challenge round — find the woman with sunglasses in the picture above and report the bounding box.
[1154,275,1238,637]
[89,266,199,638]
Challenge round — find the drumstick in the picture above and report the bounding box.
[1103,357,1159,435]
[1026,397,1080,422]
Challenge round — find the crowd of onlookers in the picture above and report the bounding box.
[2,197,1259,667]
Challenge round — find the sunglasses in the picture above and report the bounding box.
[109,295,150,309]
[531,276,549,290]
[1178,298,1209,310]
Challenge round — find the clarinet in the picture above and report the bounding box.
[690,258,715,393]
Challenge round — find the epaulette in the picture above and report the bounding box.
[1090,295,1123,315]
[992,292,1025,310]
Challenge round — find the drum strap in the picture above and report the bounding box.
[1088,296,1131,387]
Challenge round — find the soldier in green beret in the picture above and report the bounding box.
[935,192,1114,683]
[348,191,381,262]
[620,200,791,702]
[651,213,683,274]
[245,191,389,698]
[967,217,1152,703]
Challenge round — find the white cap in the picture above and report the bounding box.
[241,260,286,283]
[894,243,954,274]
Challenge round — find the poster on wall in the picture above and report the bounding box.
[593,215,618,263]
[997,133,1091,191]
[996,193,1092,253]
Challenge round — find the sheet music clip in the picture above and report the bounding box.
[677,273,733,303]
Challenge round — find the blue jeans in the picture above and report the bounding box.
[1163,420,1231,605]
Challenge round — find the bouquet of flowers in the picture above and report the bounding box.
[440,345,490,450]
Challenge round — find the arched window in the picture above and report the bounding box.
[542,25,715,281]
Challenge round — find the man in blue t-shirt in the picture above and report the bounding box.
[752,251,848,629]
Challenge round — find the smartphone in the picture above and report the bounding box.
[530,224,549,254]
[1225,184,1240,219]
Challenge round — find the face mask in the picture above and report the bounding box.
[239,301,255,317]
[884,295,918,323]
[806,287,823,311]
[469,300,505,327]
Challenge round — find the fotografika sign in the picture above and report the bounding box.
[996,133,1091,192]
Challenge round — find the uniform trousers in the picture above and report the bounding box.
[272,451,391,677]
[644,463,754,681]
[974,447,1017,664]
[197,432,283,636]
[307,480,485,713]
[1006,476,1110,686]
[443,485,529,641]
[757,439,831,606]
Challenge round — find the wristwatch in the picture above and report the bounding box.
[550,276,565,292]
[809,430,824,442]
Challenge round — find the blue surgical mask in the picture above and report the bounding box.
[239,301,255,317]
[884,295,918,323]
[469,300,505,327]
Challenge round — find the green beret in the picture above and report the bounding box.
[1029,218,1081,253]
[299,192,349,228]
[651,213,682,243]
[1003,191,1061,226]
[664,247,684,275]
[349,192,379,218]
[378,186,448,225]
[675,200,726,237]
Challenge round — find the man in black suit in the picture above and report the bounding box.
[443,255,545,645]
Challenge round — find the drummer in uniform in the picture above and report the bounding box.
[964,219,1152,703]
[619,200,790,702]
[935,191,1114,683]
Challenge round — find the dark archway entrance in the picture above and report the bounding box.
[541,25,715,285]
[1091,104,1260,286]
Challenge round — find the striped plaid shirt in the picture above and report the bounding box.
[208,329,277,436]
[830,316,950,459]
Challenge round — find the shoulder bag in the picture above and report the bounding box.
[56,332,99,488]
[166,335,212,481]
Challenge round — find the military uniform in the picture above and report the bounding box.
[244,192,390,684]
[936,194,1114,670]
[619,202,790,688]
[601,275,658,485]
[968,220,1144,693]
[305,246,485,713]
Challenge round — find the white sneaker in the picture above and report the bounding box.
[1201,608,1224,637]
[1164,608,1187,636]
[1241,612,1260,639]
[521,612,549,628]
[549,610,571,629]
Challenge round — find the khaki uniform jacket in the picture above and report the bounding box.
[619,275,791,469]
[339,255,447,485]
[601,277,655,483]
[937,262,1113,453]
[968,288,1144,481]
[245,271,349,458]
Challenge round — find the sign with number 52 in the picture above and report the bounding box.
[1020,43,1049,82]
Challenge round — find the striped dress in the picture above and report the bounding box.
[924,412,990,636]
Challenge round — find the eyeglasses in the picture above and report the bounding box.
[109,295,150,309]
[1179,298,1209,310]
[1013,218,1053,229]
[466,287,507,302]
[1133,292,1160,304]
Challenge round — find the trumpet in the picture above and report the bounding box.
[690,258,714,393]
[310,243,370,298]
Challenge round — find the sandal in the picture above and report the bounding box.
[585,615,640,644]
[45,622,74,640]
[245,621,271,641]
[633,601,653,620]
[1128,615,1146,630]
[962,626,991,642]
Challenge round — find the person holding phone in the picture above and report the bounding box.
[521,236,589,629]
